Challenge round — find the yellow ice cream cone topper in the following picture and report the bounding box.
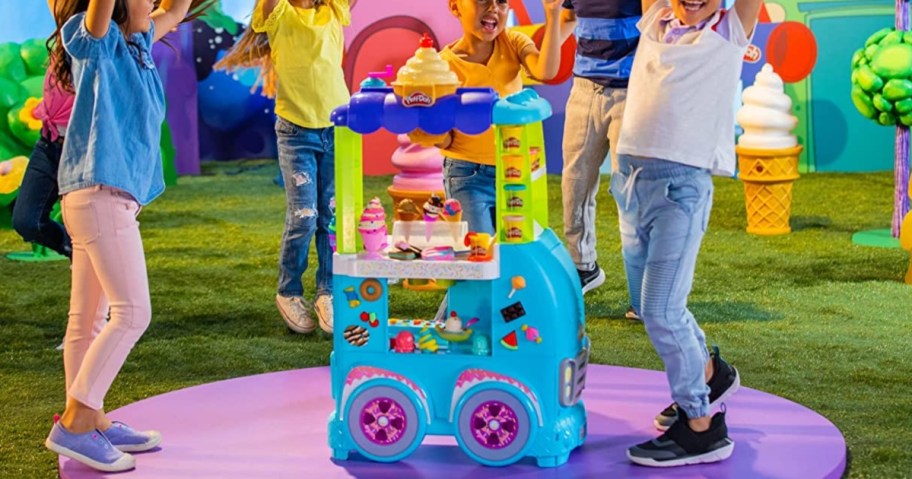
[392,33,460,108]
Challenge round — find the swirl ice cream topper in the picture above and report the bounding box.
[393,34,460,107]
[442,198,462,217]
[737,64,799,150]
[358,197,387,233]
[423,194,444,218]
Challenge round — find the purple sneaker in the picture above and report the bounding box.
[45,422,135,472]
[103,421,162,452]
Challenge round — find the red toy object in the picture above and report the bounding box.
[392,330,416,353]
[499,330,519,351]
[766,21,817,83]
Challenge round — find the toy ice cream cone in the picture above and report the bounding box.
[358,197,388,258]
[422,194,444,242]
[736,64,801,236]
[441,198,463,243]
[392,34,460,107]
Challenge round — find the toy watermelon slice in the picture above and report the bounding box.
[500,331,518,351]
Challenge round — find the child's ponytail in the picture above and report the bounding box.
[214,26,277,98]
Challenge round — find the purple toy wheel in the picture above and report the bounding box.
[360,397,407,445]
[346,385,424,462]
[469,400,519,449]
[455,388,532,465]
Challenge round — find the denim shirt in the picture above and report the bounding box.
[58,13,165,206]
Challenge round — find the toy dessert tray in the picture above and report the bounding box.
[333,245,500,280]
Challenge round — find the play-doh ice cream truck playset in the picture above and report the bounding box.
[327,36,589,467]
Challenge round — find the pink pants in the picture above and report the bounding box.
[62,186,151,410]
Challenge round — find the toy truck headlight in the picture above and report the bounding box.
[558,345,590,407]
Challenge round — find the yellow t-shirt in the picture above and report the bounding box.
[253,0,350,128]
[439,30,536,165]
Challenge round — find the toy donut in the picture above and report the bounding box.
[360,278,382,302]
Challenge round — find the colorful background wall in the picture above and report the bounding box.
[0,0,899,175]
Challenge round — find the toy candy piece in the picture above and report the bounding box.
[521,324,542,344]
[500,302,526,323]
[507,275,526,299]
[463,317,480,329]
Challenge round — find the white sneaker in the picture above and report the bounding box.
[276,295,316,334]
[314,295,333,334]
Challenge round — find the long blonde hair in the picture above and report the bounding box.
[214,0,328,98]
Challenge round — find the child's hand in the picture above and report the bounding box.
[408,129,450,148]
[542,0,563,17]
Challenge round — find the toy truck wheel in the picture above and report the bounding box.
[345,385,424,462]
[454,388,532,466]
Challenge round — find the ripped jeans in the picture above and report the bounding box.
[276,116,334,298]
[610,154,713,418]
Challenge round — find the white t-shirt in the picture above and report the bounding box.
[616,1,753,176]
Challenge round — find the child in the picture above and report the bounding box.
[412,0,563,234]
[613,0,761,467]
[44,0,213,472]
[217,0,350,335]
[558,0,642,307]
[12,2,74,261]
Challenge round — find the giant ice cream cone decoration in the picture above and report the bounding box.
[736,64,802,236]
[387,134,445,220]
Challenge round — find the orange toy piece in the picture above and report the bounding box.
[508,276,526,299]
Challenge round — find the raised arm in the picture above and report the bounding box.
[151,0,192,42]
[559,8,577,44]
[522,0,563,81]
[85,0,117,38]
[734,0,763,37]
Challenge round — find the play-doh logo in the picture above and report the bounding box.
[744,44,761,64]
[503,137,521,149]
[403,92,434,107]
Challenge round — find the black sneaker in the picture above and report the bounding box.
[629,408,734,467]
[577,263,605,295]
[654,346,740,431]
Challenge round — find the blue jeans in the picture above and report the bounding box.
[12,137,72,258]
[443,158,497,234]
[610,154,713,418]
[275,117,334,298]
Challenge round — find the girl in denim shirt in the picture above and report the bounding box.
[43,0,213,472]
[217,0,351,336]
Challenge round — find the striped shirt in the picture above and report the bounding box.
[562,0,642,88]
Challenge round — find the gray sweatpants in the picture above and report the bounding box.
[561,77,627,270]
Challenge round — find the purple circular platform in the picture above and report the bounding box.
[59,366,846,478]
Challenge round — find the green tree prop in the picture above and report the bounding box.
[850,0,912,246]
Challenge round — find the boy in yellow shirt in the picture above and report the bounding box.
[218,0,350,335]
[413,0,564,234]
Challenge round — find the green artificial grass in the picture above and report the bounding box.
[1,160,910,478]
